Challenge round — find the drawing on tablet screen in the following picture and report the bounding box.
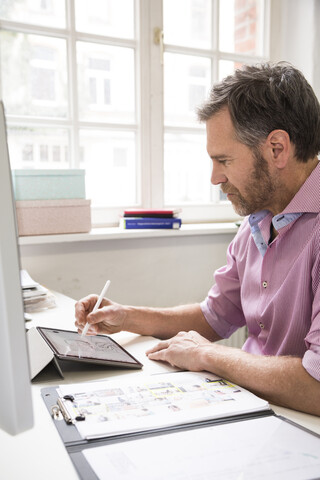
[46,330,132,362]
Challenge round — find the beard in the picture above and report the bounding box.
[221,150,278,217]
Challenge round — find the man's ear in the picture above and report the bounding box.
[263,130,291,168]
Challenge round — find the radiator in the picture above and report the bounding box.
[218,326,248,348]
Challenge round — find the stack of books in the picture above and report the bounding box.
[120,209,182,230]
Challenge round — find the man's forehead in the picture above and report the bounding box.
[206,110,238,153]
[206,107,234,133]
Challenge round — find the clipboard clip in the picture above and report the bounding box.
[51,395,85,424]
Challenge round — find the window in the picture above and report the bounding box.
[22,144,34,163]
[0,0,270,227]
[162,0,269,221]
[40,145,48,162]
[52,145,61,163]
[87,57,111,106]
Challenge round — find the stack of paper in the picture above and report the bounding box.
[20,269,56,312]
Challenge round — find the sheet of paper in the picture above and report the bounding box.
[58,371,270,439]
[83,415,320,480]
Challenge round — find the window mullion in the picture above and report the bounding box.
[213,0,219,54]
[137,0,151,208]
[210,0,219,203]
[149,0,164,209]
[66,0,79,169]
[263,0,271,59]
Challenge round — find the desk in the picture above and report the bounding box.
[2,292,320,480]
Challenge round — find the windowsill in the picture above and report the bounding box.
[18,222,239,246]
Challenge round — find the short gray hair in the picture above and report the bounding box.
[197,62,320,162]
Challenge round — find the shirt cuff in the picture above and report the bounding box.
[302,347,320,382]
[200,298,239,339]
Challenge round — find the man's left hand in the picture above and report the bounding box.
[146,330,211,371]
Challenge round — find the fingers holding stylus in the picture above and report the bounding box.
[74,295,127,336]
[75,294,100,333]
[81,280,111,336]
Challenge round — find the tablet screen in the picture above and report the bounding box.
[37,327,142,367]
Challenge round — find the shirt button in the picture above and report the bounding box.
[262,281,268,288]
[259,322,265,329]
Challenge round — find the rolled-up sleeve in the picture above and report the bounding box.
[201,236,246,339]
[303,319,320,382]
[302,344,320,381]
[302,240,320,381]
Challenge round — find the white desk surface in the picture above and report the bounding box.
[2,291,320,480]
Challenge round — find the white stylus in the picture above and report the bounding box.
[81,279,111,336]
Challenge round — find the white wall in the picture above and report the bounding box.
[19,232,234,306]
[20,230,250,347]
[270,0,320,98]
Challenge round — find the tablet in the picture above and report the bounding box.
[37,327,143,369]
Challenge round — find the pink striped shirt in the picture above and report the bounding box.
[201,162,320,382]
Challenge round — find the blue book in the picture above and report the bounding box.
[121,217,182,229]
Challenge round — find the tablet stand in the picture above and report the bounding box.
[27,327,63,379]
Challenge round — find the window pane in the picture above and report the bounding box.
[0,0,66,28]
[219,0,264,55]
[164,53,211,127]
[79,130,136,206]
[164,132,211,204]
[7,127,70,169]
[75,0,134,38]
[163,0,212,49]
[77,42,135,123]
[219,59,243,80]
[0,31,68,118]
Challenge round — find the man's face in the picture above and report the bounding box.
[206,108,278,216]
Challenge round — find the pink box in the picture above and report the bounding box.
[16,199,91,236]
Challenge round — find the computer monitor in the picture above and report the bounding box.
[0,100,34,435]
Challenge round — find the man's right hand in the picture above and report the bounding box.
[74,295,127,336]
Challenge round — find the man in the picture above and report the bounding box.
[75,62,320,416]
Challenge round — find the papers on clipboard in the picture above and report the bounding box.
[42,371,320,480]
[56,371,270,440]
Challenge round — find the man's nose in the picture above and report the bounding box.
[211,163,227,185]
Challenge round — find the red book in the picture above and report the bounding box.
[123,209,181,218]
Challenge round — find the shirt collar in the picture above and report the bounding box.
[249,211,302,257]
[282,160,320,215]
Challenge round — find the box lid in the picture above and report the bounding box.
[16,199,91,208]
[12,169,85,177]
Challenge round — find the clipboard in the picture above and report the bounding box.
[40,374,320,480]
[41,385,272,480]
